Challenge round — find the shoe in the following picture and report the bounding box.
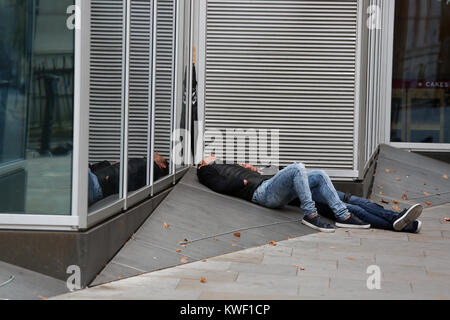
[393,204,423,231]
[302,214,335,233]
[403,220,422,234]
[336,215,371,229]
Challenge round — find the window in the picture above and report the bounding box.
[391,0,450,144]
[0,0,75,215]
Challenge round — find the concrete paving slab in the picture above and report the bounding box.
[0,261,68,300]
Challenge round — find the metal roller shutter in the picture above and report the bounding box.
[204,0,360,175]
[89,0,126,163]
[128,0,152,158]
[154,0,175,159]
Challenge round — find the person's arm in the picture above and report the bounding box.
[198,165,246,195]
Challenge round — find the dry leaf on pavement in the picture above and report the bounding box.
[200,277,207,283]
[269,241,277,246]
[163,222,170,229]
[381,199,389,204]
[443,174,449,180]
[392,205,402,212]
[234,232,241,238]
[180,256,188,264]
[425,201,432,206]
[402,194,408,200]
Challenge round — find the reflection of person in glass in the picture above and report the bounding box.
[88,152,169,205]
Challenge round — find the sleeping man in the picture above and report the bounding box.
[197,154,423,233]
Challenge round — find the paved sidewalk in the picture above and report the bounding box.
[54,204,450,300]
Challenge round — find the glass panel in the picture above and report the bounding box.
[174,0,191,170]
[153,0,175,182]
[391,0,450,143]
[0,0,74,215]
[127,0,152,196]
[88,0,125,210]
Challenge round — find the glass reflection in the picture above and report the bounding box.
[0,0,74,215]
[153,0,175,181]
[392,0,450,143]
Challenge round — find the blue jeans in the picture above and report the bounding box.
[88,169,103,205]
[313,190,401,230]
[252,163,350,220]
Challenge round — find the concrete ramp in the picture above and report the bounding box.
[370,144,450,210]
[91,168,315,286]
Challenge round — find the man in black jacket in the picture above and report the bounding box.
[197,155,370,233]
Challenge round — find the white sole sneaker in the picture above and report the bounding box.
[335,222,371,229]
[393,204,423,231]
[415,220,423,234]
[301,219,335,233]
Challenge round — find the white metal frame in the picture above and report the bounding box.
[0,0,87,230]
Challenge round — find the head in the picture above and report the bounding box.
[197,154,217,169]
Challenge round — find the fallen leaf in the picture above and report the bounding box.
[300,267,305,271]
[234,232,241,238]
[395,177,402,181]
[180,256,188,264]
[425,201,432,207]
[402,194,408,200]
[441,218,450,223]
[176,249,182,253]
[200,277,207,283]
[118,276,123,280]
[423,192,431,196]
[393,200,399,204]
[163,222,170,229]
[385,169,392,173]
[381,199,389,204]
[377,185,384,189]
[379,191,383,195]
[180,244,187,248]
[443,174,449,180]
[269,241,277,246]
[202,259,208,262]
[392,205,402,212]
[213,237,219,241]
[232,243,237,247]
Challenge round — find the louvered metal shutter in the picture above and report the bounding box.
[89,0,126,163]
[128,0,152,158]
[204,0,359,174]
[154,0,175,159]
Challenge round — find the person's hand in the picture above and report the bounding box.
[239,163,262,174]
[243,179,248,186]
[154,152,167,169]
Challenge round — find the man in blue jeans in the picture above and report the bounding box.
[198,155,371,232]
[197,154,423,233]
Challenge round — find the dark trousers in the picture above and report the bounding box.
[313,190,401,230]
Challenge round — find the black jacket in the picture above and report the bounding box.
[197,163,272,201]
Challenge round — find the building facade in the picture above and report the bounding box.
[0,0,448,233]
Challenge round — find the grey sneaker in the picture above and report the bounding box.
[393,204,423,231]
